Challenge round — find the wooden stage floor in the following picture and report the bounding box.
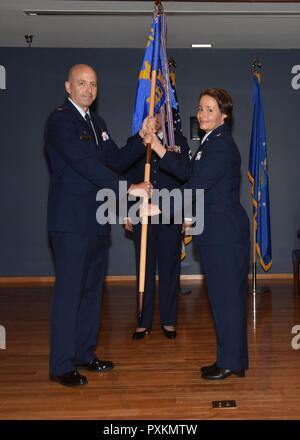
[0,280,299,420]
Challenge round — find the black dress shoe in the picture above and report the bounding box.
[132,328,151,340]
[202,365,245,380]
[50,370,88,387]
[161,326,177,339]
[76,358,113,372]
[200,362,217,373]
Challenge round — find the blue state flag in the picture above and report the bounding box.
[248,73,272,271]
[132,13,176,135]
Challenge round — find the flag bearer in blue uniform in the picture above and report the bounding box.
[125,114,191,340]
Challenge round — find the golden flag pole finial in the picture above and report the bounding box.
[155,0,164,15]
[252,58,262,82]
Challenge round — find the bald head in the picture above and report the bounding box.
[65,64,98,112]
[67,64,97,82]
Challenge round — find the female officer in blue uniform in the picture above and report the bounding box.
[149,89,250,379]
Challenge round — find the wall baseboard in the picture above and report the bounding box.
[0,273,293,287]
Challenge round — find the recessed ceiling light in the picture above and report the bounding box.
[192,44,213,48]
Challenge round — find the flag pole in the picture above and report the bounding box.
[251,216,257,296]
[249,59,271,297]
[250,58,262,296]
[251,60,260,296]
[138,0,163,319]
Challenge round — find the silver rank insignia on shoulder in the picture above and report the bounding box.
[101,131,109,141]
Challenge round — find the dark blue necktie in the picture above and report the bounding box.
[85,113,98,146]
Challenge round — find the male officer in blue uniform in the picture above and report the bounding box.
[124,115,191,340]
[46,64,152,387]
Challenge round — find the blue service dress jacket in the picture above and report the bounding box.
[126,130,191,193]
[45,99,146,235]
[159,123,250,244]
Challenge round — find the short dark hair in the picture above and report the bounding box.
[199,88,233,124]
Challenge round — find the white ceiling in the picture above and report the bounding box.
[1,1,300,49]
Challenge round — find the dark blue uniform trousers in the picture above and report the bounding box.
[197,241,249,371]
[50,231,110,377]
[132,223,182,328]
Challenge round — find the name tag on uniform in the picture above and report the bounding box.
[80,133,92,141]
[101,131,110,141]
